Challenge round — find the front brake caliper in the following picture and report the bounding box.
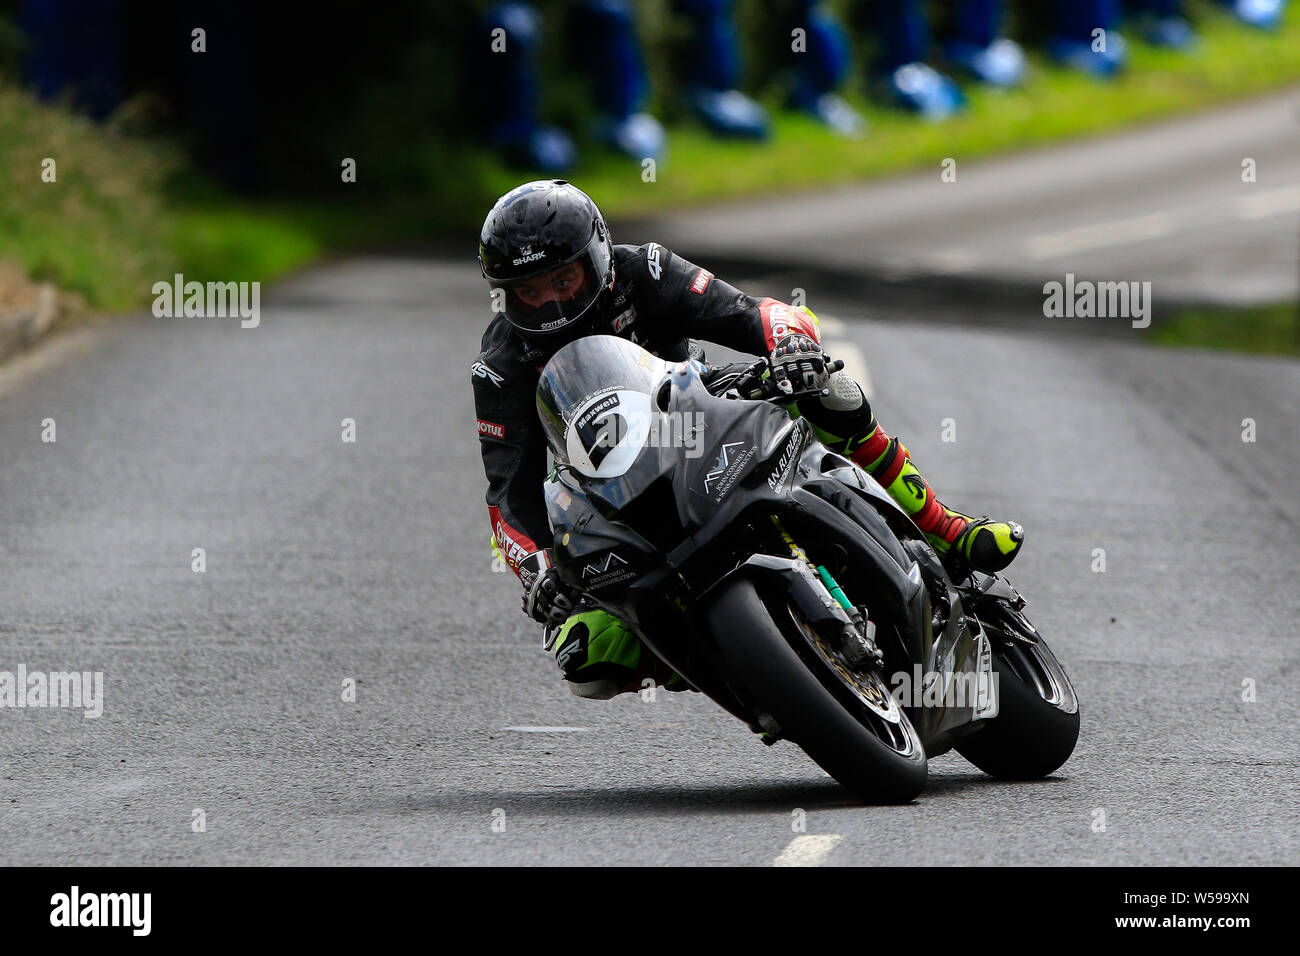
[839,613,882,667]
[770,514,884,668]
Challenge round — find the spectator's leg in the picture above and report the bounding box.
[943,0,1027,87]
[869,0,965,118]
[1125,0,1197,49]
[579,0,666,159]
[1128,0,1183,11]
[870,0,930,72]
[480,2,576,171]
[673,0,769,138]
[1218,0,1286,30]
[20,0,123,120]
[1046,0,1128,77]
[787,0,865,135]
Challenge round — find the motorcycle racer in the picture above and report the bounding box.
[473,180,1024,699]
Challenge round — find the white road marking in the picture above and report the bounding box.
[817,314,873,400]
[774,834,843,867]
[875,255,915,280]
[924,247,980,274]
[828,339,873,400]
[502,726,587,733]
[1236,184,1300,220]
[1024,211,1175,260]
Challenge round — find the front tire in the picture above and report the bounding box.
[705,578,927,803]
[956,615,1080,779]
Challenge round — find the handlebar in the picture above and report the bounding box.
[705,356,845,405]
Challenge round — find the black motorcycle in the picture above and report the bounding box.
[538,335,1079,803]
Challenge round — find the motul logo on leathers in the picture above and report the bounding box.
[494,520,529,567]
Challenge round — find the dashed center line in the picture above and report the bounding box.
[1237,184,1300,220]
[502,726,587,733]
[774,834,844,867]
[923,247,980,275]
[818,315,873,399]
[1024,212,1175,260]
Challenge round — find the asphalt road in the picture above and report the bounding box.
[1,252,1296,866]
[643,84,1300,310]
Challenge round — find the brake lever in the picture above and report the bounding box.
[755,354,842,404]
[703,359,770,397]
[725,355,842,403]
[769,385,831,405]
[728,360,773,399]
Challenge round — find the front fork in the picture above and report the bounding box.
[770,515,883,669]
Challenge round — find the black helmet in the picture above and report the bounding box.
[478,180,614,343]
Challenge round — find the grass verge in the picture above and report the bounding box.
[1152,303,1300,356]
[1,4,1299,318]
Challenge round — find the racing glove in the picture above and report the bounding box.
[520,551,578,627]
[770,333,829,394]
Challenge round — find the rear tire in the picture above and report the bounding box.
[705,577,927,803]
[956,619,1080,779]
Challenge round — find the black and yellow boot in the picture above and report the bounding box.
[856,434,1024,573]
[798,377,1024,574]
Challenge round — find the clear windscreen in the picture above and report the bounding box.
[536,335,672,481]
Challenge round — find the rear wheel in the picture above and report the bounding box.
[705,577,927,803]
[955,611,1080,779]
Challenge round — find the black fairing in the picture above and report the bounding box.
[539,337,987,745]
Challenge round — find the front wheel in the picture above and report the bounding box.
[704,578,927,803]
[956,613,1080,779]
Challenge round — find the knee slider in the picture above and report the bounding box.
[822,370,865,412]
[800,373,875,452]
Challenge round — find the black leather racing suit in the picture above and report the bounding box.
[472,241,824,582]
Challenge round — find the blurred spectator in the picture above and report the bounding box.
[21,0,123,120]
[867,0,966,118]
[478,3,577,171]
[1045,0,1128,77]
[782,0,866,136]
[575,1,666,160]
[862,2,1031,118]
[1219,0,1286,29]
[943,0,1028,88]
[673,0,769,138]
[1126,0,1197,48]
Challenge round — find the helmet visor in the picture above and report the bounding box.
[494,235,611,337]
